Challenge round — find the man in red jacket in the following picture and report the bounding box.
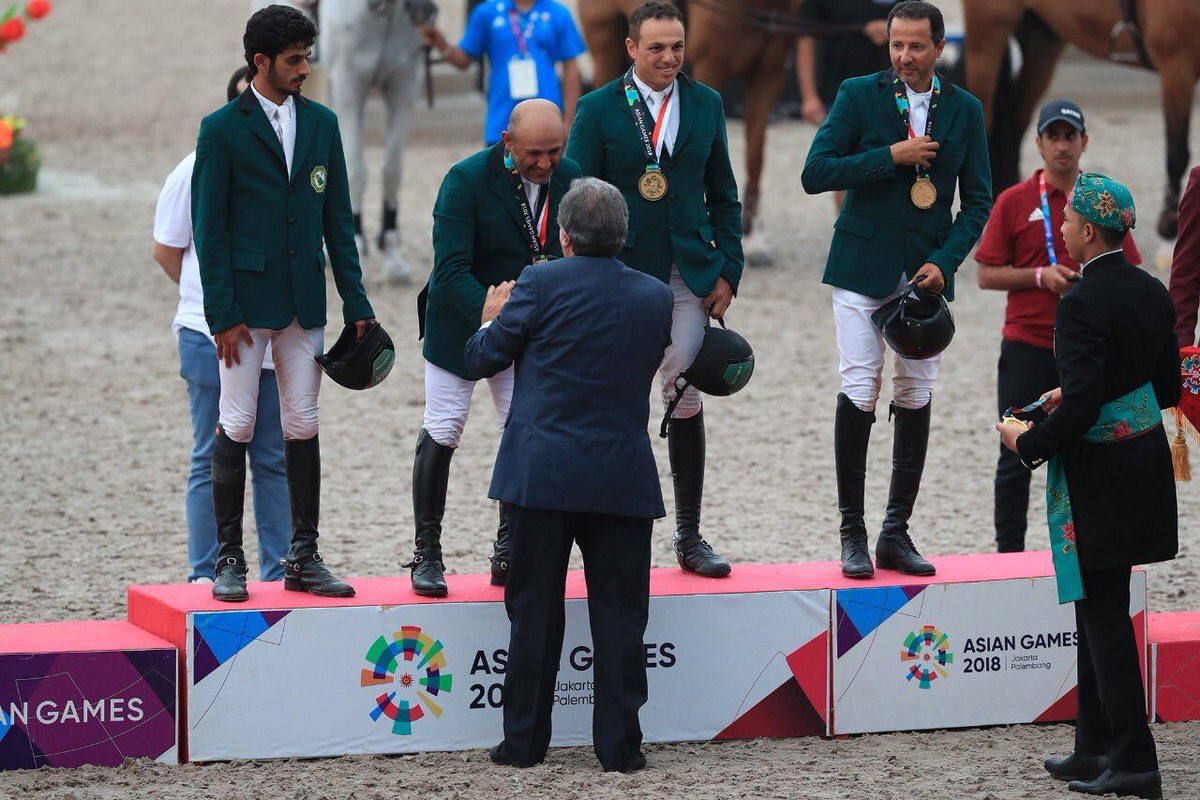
[976,100,1141,553]
[1168,166,1200,346]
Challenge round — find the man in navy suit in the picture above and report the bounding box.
[465,176,672,773]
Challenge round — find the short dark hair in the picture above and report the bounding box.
[1095,224,1128,249]
[243,4,317,78]
[887,1,945,44]
[226,66,251,102]
[629,2,684,43]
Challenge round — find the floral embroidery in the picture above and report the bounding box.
[1182,356,1200,395]
[1060,520,1077,554]
[1119,207,1136,230]
[1092,190,1118,219]
[1112,420,1133,440]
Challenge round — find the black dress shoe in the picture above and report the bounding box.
[674,530,732,578]
[603,752,646,773]
[840,533,874,578]
[488,743,540,768]
[1068,768,1162,798]
[283,552,356,597]
[875,531,936,576]
[212,554,249,603]
[1045,753,1109,782]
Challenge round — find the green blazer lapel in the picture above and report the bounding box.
[930,73,961,145]
[290,95,318,183]
[672,73,699,157]
[877,70,908,141]
[487,143,528,237]
[238,88,287,177]
[614,76,635,120]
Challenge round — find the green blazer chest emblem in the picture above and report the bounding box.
[310,165,327,193]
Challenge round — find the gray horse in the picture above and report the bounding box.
[322,0,437,283]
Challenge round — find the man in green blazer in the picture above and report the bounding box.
[192,5,376,602]
[802,1,991,580]
[566,1,742,579]
[409,99,582,597]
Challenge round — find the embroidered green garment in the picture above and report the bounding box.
[1045,381,1161,604]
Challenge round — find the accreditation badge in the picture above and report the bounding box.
[310,165,327,193]
[508,56,538,100]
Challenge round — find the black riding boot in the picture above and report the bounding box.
[281,435,356,597]
[669,412,731,578]
[212,429,249,602]
[490,503,510,587]
[835,394,875,578]
[876,402,937,576]
[405,429,453,597]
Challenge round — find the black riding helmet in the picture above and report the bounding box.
[870,284,955,360]
[660,324,755,437]
[316,321,396,390]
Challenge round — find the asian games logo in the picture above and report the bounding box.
[360,625,454,735]
[901,625,954,689]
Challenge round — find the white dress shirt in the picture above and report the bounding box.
[250,80,297,176]
[905,85,933,139]
[631,71,679,159]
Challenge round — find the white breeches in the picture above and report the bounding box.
[219,319,325,442]
[423,360,515,448]
[660,266,708,419]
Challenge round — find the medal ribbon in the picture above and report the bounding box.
[505,150,550,260]
[507,5,537,57]
[893,73,940,179]
[623,68,671,169]
[1037,171,1059,267]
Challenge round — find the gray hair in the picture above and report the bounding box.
[557,177,628,257]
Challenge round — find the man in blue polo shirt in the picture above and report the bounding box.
[423,0,586,144]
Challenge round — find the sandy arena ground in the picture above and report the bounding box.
[0,1,1197,797]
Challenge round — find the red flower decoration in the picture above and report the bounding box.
[1060,520,1077,543]
[25,1,51,20]
[0,16,26,43]
[1112,419,1133,440]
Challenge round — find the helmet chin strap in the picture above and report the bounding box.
[660,377,691,438]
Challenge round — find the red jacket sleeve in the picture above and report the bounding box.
[1170,166,1200,347]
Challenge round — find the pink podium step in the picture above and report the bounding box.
[0,620,178,769]
[1150,611,1200,722]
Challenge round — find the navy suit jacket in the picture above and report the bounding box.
[464,255,673,518]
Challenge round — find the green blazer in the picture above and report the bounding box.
[192,88,373,334]
[421,144,582,379]
[801,70,992,301]
[566,73,743,297]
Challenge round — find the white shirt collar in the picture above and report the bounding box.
[631,70,676,105]
[250,80,295,118]
[905,84,933,103]
[1080,248,1124,273]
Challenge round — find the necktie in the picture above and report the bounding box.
[276,104,293,175]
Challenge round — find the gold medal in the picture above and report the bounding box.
[911,176,937,209]
[638,169,668,202]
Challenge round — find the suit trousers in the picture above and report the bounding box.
[501,505,652,769]
[832,274,941,413]
[422,359,514,448]
[1074,565,1158,772]
[218,319,324,443]
[993,339,1059,552]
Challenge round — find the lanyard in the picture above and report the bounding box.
[1037,171,1059,267]
[893,73,940,178]
[505,150,550,260]
[623,68,673,168]
[507,6,537,57]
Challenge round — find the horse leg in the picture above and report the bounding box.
[737,41,789,264]
[963,0,1022,191]
[581,10,626,87]
[329,64,371,258]
[377,55,421,284]
[1010,14,1065,178]
[1152,55,1196,239]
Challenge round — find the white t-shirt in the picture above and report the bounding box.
[154,152,274,369]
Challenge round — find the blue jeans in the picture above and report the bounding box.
[179,328,291,581]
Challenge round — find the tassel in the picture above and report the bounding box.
[1172,408,1191,482]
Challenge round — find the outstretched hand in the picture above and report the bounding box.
[482,281,515,324]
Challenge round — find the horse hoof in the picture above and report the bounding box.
[1157,209,1179,240]
[355,233,369,259]
[743,231,775,267]
[380,230,411,284]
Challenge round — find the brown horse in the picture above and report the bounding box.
[579,0,805,256]
[963,0,1200,238]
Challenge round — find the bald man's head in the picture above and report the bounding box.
[502,99,565,185]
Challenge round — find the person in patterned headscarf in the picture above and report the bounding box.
[997,174,1177,799]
